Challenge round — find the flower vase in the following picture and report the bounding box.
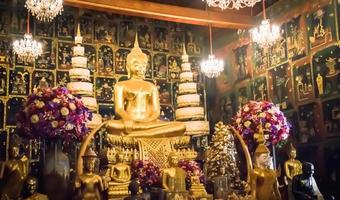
[42,140,70,200]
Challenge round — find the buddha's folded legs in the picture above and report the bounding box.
[105,120,186,137]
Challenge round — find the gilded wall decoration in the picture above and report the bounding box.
[307,4,336,49]
[35,20,54,38]
[286,15,307,61]
[56,71,69,87]
[169,23,183,55]
[220,92,237,124]
[56,13,75,40]
[234,45,251,81]
[36,39,56,69]
[31,70,55,92]
[94,16,117,44]
[0,65,6,96]
[293,63,314,102]
[99,105,115,122]
[79,17,93,44]
[270,24,287,67]
[189,57,201,82]
[160,105,174,121]
[114,49,129,75]
[84,45,96,73]
[157,80,171,105]
[298,103,320,143]
[268,63,293,110]
[137,23,152,49]
[57,42,74,69]
[119,20,135,48]
[323,98,340,135]
[252,42,268,75]
[251,76,268,101]
[168,55,181,81]
[9,68,29,95]
[153,53,167,79]
[142,50,153,79]
[98,45,114,75]
[6,97,25,126]
[312,45,340,98]
[236,85,250,107]
[0,10,9,35]
[0,37,10,63]
[95,77,115,103]
[185,29,202,55]
[154,26,169,52]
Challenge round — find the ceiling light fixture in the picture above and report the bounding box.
[203,0,261,10]
[25,0,63,22]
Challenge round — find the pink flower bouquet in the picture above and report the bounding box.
[233,100,290,149]
[131,160,161,190]
[17,87,92,141]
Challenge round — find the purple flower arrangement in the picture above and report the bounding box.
[131,160,161,189]
[17,87,92,141]
[178,159,205,189]
[233,101,290,149]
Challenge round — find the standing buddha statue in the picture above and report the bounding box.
[162,152,186,192]
[0,137,29,199]
[285,144,302,200]
[250,125,281,200]
[75,147,104,200]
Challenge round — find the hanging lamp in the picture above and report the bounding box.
[25,0,63,22]
[250,0,281,48]
[13,13,43,63]
[200,24,224,78]
[203,0,261,10]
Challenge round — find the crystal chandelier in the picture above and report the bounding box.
[250,0,281,48]
[201,25,224,78]
[203,0,261,10]
[25,0,63,22]
[13,14,42,63]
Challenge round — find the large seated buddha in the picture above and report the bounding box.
[105,35,185,138]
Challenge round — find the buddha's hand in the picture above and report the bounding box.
[124,120,134,133]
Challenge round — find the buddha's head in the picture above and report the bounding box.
[115,151,125,163]
[126,34,148,79]
[168,152,179,167]
[288,143,297,159]
[218,166,226,176]
[26,177,38,195]
[83,147,97,173]
[255,144,270,168]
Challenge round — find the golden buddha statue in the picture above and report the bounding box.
[107,151,131,196]
[284,144,302,200]
[162,152,187,192]
[189,171,212,200]
[250,126,281,200]
[0,137,29,200]
[24,177,48,200]
[75,148,104,200]
[105,34,185,138]
[316,73,324,95]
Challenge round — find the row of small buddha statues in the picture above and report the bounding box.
[75,147,211,200]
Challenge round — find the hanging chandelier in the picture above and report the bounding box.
[13,13,43,63]
[203,0,261,10]
[25,0,63,22]
[201,24,224,78]
[250,0,281,48]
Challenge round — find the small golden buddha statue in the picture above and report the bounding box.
[250,126,281,200]
[105,34,185,138]
[107,151,131,196]
[284,144,302,200]
[24,177,48,200]
[189,170,211,199]
[75,147,104,200]
[162,152,187,192]
[0,137,29,200]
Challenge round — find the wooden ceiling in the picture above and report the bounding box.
[64,0,281,29]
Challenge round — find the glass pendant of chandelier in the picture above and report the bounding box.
[203,0,261,10]
[250,0,281,48]
[25,0,63,22]
[201,24,224,78]
[13,13,43,63]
